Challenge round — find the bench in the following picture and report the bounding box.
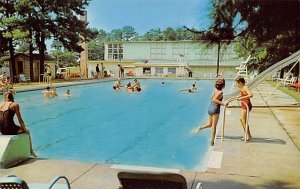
[0,133,31,168]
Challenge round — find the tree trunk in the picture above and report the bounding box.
[296,0,300,77]
[280,69,284,78]
[39,32,45,78]
[8,38,16,81]
[29,30,34,81]
[216,42,220,77]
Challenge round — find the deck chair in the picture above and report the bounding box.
[126,70,134,77]
[19,74,31,84]
[235,55,251,70]
[0,175,71,189]
[288,81,300,92]
[235,55,251,78]
[118,171,203,189]
[277,76,297,86]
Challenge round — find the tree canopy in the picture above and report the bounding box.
[192,0,300,72]
[0,0,96,78]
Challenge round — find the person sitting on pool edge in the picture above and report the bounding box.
[178,83,197,93]
[0,91,36,157]
[132,79,141,92]
[113,78,123,92]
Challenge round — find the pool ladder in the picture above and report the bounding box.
[221,97,250,143]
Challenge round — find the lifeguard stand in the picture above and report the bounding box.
[176,54,188,77]
[236,55,251,79]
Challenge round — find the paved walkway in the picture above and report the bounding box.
[1,81,300,189]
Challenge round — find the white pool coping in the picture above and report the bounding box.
[111,164,180,173]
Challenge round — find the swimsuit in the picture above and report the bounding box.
[0,103,20,135]
[240,91,252,111]
[208,92,223,116]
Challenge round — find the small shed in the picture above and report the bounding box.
[13,53,56,82]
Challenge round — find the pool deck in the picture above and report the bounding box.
[1,81,300,188]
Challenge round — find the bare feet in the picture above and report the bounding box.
[241,136,252,141]
[193,127,203,134]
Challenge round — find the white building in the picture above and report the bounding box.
[89,41,243,78]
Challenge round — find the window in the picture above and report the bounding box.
[143,67,151,74]
[150,43,166,60]
[168,68,176,74]
[155,68,163,74]
[107,43,123,60]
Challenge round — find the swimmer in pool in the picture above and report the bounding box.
[178,83,197,93]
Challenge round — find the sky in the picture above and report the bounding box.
[86,0,212,34]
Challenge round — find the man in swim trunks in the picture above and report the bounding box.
[132,79,141,92]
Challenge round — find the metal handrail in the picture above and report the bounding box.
[221,97,250,143]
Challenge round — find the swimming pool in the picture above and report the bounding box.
[17,79,232,170]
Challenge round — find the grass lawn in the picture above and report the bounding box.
[268,80,300,102]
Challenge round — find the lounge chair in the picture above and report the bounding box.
[235,55,251,78]
[126,70,134,77]
[284,76,298,86]
[19,74,31,84]
[118,171,203,189]
[235,55,251,71]
[0,175,71,189]
[288,81,300,92]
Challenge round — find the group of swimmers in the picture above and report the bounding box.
[113,78,142,92]
[43,86,71,98]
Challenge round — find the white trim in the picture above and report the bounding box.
[111,164,179,173]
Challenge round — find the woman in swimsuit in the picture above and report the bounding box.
[0,91,36,156]
[194,79,227,146]
[126,82,134,92]
[235,76,253,141]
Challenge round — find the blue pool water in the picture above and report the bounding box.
[16,79,231,170]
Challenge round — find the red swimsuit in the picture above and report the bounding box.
[240,91,252,111]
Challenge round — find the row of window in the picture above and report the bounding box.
[143,67,176,74]
[106,43,235,60]
[108,44,123,60]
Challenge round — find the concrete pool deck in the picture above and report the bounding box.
[0,81,300,189]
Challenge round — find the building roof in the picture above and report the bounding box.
[15,53,56,61]
[105,40,238,44]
